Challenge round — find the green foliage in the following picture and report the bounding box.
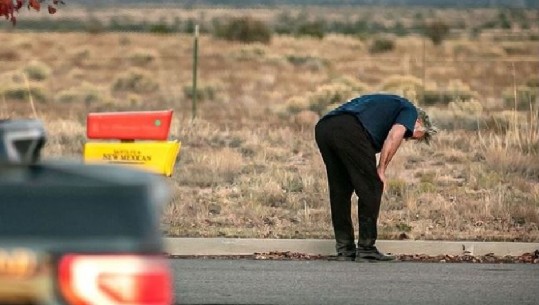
[327,19,370,35]
[380,75,423,99]
[282,175,304,193]
[502,43,529,55]
[417,171,436,184]
[418,182,436,193]
[128,50,157,66]
[214,16,272,44]
[422,90,476,106]
[285,55,327,71]
[423,21,450,46]
[497,10,512,29]
[280,77,369,118]
[55,82,105,105]
[422,80,477,106]
[183,84,218,101]
[387,179,407,199]
[295,20,326,39]
[307,83,356,115]
[109,17,146,32]
[527,77,539,88]
[368,38,395,54]
[1,84,48,103]
[149,23,174,34]
[85,17,105,34]
[431,100,484,131]
[502,86,538,111]
[23,61,51,81]
[274,11,326,38]
[392,21,409,36]
[476,171,502,190]
[482,112,512,133]
[232,44,267,61]
[395,222,412,232]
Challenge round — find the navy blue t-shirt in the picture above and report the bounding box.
[323,94,418,152]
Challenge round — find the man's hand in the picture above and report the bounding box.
[377,167,387,192]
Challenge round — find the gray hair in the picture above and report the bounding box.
[416,107,438,145]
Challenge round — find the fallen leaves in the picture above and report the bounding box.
[169,249,539,264]
[397,250,539,264]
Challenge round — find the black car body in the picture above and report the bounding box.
[0,119,173,305]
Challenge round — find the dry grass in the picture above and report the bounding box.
[2,7,538,242]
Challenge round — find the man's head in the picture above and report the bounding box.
[411,107,437,144]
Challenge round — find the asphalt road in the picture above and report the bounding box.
[172,259,539,305]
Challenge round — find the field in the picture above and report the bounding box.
[1,6,538,242]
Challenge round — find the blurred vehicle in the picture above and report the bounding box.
[0,119,174,305]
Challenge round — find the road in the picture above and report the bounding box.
[172,259,539,305]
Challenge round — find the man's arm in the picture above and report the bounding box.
[377,124,407,190]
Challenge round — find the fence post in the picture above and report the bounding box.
[192,24,199,121]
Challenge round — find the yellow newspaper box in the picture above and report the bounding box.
[83,110,181,176]
[84,141,181,176]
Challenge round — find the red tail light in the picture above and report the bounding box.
[58,255,173,305]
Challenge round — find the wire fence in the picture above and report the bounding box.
[1,41,538,117]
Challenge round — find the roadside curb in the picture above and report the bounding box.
[164,238,539,257]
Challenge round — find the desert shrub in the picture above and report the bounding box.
[112,69,159,94]
[448,99,484,114]
[281,172,304,193]
[307,83,357,115]
[285,96,310,115]
[423,21,450,46]
[149,23,173,34]
[482,112,513,133]
[368,37,395,54]
[387,179,407,199]
[85,17,105,34]
[501,43,529,55]
[183,83,219,101]
[430,100,485,131]
[1,84,48,103]
[286,55,327,71]
[422,80,477,106]
[0,49,20,61]
[214,16,272,44]
[527,77,539,88]
[333,76,370,93]
[295,20,326,39]
[55,82,106,105]
[274,11,325,38]
[281,77,369,117]
[231,44,267,61]
[23,60,51,81]
[502,86,538,111]
[379,75,423,99]
[423,90,476,106]
[128,49,157,66]
[70,48,93,67]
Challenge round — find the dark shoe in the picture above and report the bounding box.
[355,246,395,262]
[328,253,356,261]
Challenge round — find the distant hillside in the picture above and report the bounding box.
[68,0,538,9]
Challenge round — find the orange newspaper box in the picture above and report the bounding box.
[84,110,180,177]
[87,110,173,141]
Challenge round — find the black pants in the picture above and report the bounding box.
[315,114,383,255]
